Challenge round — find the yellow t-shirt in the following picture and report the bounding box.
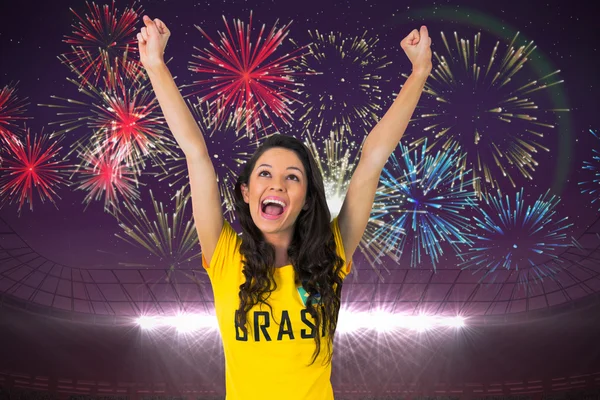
[202,216,353,400]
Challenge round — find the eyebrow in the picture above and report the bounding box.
[257,163,304,176]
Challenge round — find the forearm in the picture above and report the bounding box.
[361,70,429,169]
[146,62,209,159]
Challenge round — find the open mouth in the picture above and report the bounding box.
[260,202,287,220]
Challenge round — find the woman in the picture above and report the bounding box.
[137,14,431,400]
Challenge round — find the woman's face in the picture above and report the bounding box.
[241,147,309,234]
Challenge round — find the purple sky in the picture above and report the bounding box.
[1,0,599,316]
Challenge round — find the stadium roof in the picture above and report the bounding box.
[1,216,600,323]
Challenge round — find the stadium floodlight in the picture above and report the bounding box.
[137,315,162,330]
[445,316,466,328]
[136,314,220,332]
[135,312,466,334]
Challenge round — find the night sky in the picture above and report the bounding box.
[1,0,600,308]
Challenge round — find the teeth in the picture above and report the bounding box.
[262,199,286,207]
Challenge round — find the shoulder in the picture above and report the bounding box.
[202,219,243,280]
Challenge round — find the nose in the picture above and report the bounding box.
[269,177,286,191]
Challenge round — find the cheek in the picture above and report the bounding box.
[295,186,308,206]
[250,186,262,208]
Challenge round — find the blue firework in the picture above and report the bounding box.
[579,129,600,208]
[357,183,406,271]
[458,187,573,283]
[303,130,399,271]
[373,139,479,270]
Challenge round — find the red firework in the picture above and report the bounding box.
[0,128,71,213]
[188,11,310,137]
[60,0,144,86]
[92,58,171,173]
[41,55,173,176]
[0,82,32,147]
[73,140,141,213]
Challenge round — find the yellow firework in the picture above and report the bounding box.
[402,31,568,198]
[303,131,399,272]
[111,189,201,270]
[291,30,392,141]
[303,130,362,219]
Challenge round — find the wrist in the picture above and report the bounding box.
[411,64,432,79]
[145,60,168,75]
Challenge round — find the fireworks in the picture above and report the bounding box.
[91,58,172,173]
[71,140,142,213]
[302,129,363,219]
[0,82,31,147]
[111,189,201,269]
[304,131,392,271]
[186,11,309,138]
[371,139,479,271]
[0,128,71,213]
[579,129,600,208]
[458,187,573,284]
[59,0,144,87]
[40,55,174,176]
[356,179,410,272]
[291,30,391,140]
[403,31,568,198]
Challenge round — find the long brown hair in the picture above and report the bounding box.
[233,133,345,366]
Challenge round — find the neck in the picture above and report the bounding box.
[262,229,293,268]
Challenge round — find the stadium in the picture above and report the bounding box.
[1,0,600,399]
[1,211,599,399]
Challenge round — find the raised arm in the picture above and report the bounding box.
[137,15,223,264]
[337,26,433,264]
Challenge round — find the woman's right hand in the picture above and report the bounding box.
[137,15,170,70]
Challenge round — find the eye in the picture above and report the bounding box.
[258,170,299,181]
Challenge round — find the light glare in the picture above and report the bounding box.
[136,312,466,333]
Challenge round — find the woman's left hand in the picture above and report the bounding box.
[401,25,433,76]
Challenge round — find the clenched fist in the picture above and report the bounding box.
[137,15,170,70]
[400,25,433,76]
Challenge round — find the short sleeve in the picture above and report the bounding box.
[331,216,353,279]
[201,219,242,282]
